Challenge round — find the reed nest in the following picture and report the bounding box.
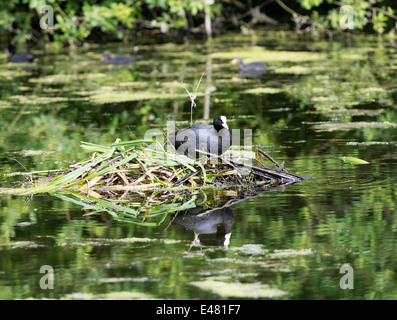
[24,138,309,198]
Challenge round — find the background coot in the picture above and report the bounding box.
[8,44,35,63]
[101,51,135,65]
[232,56,266,76]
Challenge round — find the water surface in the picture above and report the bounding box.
[0,33,396,299]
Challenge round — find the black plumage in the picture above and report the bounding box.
[168,115,232,159]
[232,56,266,76]
[8,44,35,63]
[101,51,135,65]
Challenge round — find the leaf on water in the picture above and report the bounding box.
[340,156,369,165]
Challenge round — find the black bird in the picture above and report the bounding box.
[232,56,266,76]
[171,206,234,247]
[8,44,35,63]
[168,115,232,159]
[101,51,135,65]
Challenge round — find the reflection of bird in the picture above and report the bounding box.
[8,44,35,63]
[232,56,266,76]
[168,115,232,159]
[171,206,234,247]
[101,51,135,65]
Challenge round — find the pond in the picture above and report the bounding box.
[0,32,396,300]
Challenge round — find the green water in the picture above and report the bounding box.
[0,33,396,299]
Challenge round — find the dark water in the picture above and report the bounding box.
[0,33,396,299]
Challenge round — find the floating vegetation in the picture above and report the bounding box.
[346,141,396,146]
[189,280,288,298]
[242,87,283,94]
[8,95,71,105]
[17,138,309,226]
[0,68,34,79]
[63,291,157,300]
[312,121,397,132]
[0,104,15,109]
[87,86,189,104]
[24,138,308,194]
[305,108,386,117]
[18,150,55,156]
[274,65,312,74]
[268,248,314,259]
[56,235,183,246]
[211,47,325,63]
[28,72,107,84]
[0,241,43,249]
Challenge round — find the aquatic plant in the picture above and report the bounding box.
[16,137,308,225]
[24,137,306,195]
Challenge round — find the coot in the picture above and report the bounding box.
[232,56,266,76]
[171,206,234,246]
[168,115,232,159]
[8,44,35,63]
[101,51,135,65]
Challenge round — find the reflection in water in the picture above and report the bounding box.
[170,206,234,247]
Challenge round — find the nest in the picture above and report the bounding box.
[25,138,310,199]
[20,138,312,226]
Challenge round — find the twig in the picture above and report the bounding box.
[12,159,33,183]
[257,149,282,170]
[274,0,302,17]
[94,155,123,173]
[194,149,302,183]
[173,171,199,187]
[163,212,178,231]
[117,172,130,185]
[277,161,285,173]
[181,67,209,126]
